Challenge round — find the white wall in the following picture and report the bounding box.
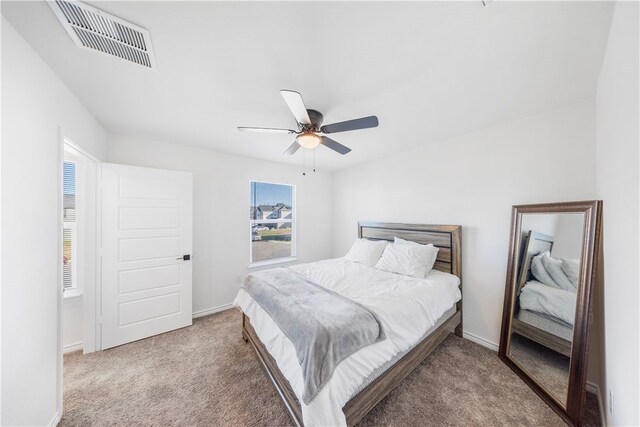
[595,2,639,425]
[62,297,83,353]
[332,100,597,348]
[1,18,107,426]
[107,135,333,315]
[520,213,584,260]
[551,214,584,260]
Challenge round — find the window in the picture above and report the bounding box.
[63,160,77,291]
[250,181,295,264]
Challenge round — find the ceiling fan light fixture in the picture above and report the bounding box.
[296,132,321,149]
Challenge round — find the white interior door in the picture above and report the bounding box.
[101,163,193,349]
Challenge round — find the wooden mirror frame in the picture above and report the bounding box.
[498,201,602,427]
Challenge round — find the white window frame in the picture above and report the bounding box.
[249,180,297,267]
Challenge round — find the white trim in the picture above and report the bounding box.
[63,341,84,354]
[0,64,3,420]
[48,411,61,427]
[95,161,103,352]
[248,256,298,269]
[586,381,606,427]
[63,138,100,163]
[56,127,64,427]
[63,289,82,302]
[192,304,234,319]
[463,331,499,352]
[64,138,101,354]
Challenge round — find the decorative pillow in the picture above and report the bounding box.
[394,237,439,275]
[540,251,576,292]
[561,258,580,288]
[344,238,388,267]
[530,253,560,289]
[375,242,433,278]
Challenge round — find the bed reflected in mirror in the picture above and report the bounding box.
[509,213,584,407]
[499,201,602,427]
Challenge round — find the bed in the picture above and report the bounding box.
[512,230,574,357]
[235,222,463,426]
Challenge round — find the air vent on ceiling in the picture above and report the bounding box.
[49,0,157,70]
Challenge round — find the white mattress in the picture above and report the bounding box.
[234,258,461,427]
[517,309,574,341]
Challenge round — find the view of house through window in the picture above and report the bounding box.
[250,181,295,263]
[63,159,77,291]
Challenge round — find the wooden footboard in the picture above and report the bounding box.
[242,312,304,426]
[242,309,462,427]
[512,317,572,357]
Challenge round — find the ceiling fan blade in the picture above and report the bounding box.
[280,90,311,125]
[237,127,296,134]
[320,116,379,134]
[321,136,351,155]
[284,141,301,155]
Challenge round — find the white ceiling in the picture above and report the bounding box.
[2,1,614,171]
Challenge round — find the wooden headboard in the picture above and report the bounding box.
[516,230,554,296]
[358,222,463,336]
[358,222,462,278]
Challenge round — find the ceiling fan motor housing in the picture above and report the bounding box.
[238,89,378,156]
[305,109,324,130]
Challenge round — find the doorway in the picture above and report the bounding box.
[61,139,100,354]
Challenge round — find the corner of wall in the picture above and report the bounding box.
[594,2,640,425]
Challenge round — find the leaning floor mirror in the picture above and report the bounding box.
[499,201,602,427]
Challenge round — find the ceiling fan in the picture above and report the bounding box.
[238,90,379,155]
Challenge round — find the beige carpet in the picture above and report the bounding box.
[509,333,570,405]
[61,309,600,426]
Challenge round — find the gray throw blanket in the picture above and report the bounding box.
[242,267,385,404]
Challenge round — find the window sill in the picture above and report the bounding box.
[63,289,82,302]
[248,257,298,270]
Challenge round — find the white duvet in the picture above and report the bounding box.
[519,280,576,325]
[234,258,461,426]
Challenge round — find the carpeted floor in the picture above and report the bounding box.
[61,309,600,426]
[510,333,570,405]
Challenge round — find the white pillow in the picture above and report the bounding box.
[344,238,388,267]
[393,237,439,275]
[561,258,580,288]
[530,253,560,289]
[375,242,431,278]
[540,252,576,292]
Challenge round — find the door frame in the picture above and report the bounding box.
[63,137,102,353]
[57,129,103,423]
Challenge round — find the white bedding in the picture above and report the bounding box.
[519,280,576,325]
[234,258,461,427]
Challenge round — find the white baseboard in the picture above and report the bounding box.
[192,303,234,319]
[463,331,499,352]
[63,341,83,354]
[48,411,61,426]
[586,381,606,426]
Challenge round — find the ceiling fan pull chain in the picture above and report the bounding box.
[302,150,306,176]
[313,149,316,173]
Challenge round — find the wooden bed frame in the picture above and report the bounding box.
[512,230,572,357]
[241,222,463,426]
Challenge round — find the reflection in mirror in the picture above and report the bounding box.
[508,213,584,407]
